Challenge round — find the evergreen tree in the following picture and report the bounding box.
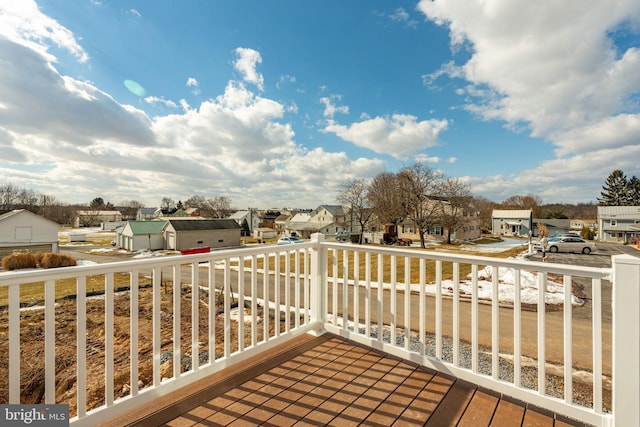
[627,176,640,205]
[598,170,628,206]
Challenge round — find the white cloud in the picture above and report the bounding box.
[0,7,384,207]
[418,0,640,136]
[145,96,178,108]
[186,77,200,95]
[323,114,448,159]
[320,96,349,118]
[418,0,640,200]
[234,47,264,91]
[388,7,418,28]
[276,74,296,89]
[0,0,88,62]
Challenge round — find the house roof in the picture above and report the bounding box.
[127,220,166,235]
[597,205,640,219]
[167,219,241,231]
[0,209,59,226]
[313,205,344,216]
[139,207,158,215]
[289,213,311,222]
[228,210,250,220]
[492,209,532,219]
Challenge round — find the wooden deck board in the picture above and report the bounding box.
[101,333,586,427]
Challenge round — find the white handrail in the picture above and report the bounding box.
[0,236,634,427]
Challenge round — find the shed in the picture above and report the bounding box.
[164,219,241,251]
[116,220,167,252]
[0,210,59,258]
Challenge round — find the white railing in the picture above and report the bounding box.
[0,234,638,427]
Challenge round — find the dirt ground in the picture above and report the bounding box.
[0,282,289,418]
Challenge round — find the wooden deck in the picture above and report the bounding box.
[102,333,589,427]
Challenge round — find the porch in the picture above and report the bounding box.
[1,234,638,426]
[101,333,584,426]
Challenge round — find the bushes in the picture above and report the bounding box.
[1,252,77,271]
[1,253,37,271]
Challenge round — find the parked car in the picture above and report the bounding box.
[277,236,304,245]
[534,236,595,254]
[551,232,581,238]
[335,231,351,242]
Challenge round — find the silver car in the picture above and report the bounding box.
[544,236,596,254]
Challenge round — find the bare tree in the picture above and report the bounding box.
[438,177,473,244]
[472,196,496,232]
[0,183,18,211]
[120,200,144,220]
[184,195,206,208]
[201,196,232,218]
[367,172,407,232]
[501,194,543,217]
[337,179,373,244]
[161,197,176,212]
[397,163,443,248]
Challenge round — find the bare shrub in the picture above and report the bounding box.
[1,253,37,271]
[39,253,77,269]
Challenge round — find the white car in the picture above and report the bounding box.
[277,236,304,245]
[535,236,595,254]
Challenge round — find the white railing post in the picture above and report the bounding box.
[612,254,640,427]
[309,233,326,335]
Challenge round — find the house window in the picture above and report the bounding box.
[611,220,616,226]
[218,239,224,243]
[197,240,203,244]
[431,226,442,236]
[403,225,415,234]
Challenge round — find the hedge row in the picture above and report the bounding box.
[2,252,77,271]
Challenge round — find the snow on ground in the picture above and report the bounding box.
[53,234,576,307]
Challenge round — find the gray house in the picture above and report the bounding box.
[115,220,166,252]
[0,210,59,258]
[597,206,640,243]
[164,219,241,251]
[532,218,571,237]
[491,209,533,237]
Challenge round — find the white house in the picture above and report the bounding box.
[491,209,533,237]
[285,205,348,239]
[0,210,59,258]
[229,210,260,235]
[597,206,640,243]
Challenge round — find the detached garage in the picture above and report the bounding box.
[0,209,59,259]
[164,219,241,251]
[116,220,166,252]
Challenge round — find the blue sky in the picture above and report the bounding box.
[1,1,639,209]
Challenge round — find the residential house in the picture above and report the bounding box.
[569,219,598,234]
[532,218,571,237]
[229,210,261,235]
[74,210,123,228]
[137,207,161,221]
[164,219,241,251]
[397,204,481,243]
[597,205,640,243]
[253,227,277,241]
[115,220,166,252]
[0,209,59,258]
[273,214,290,235]
[285,205,348,239]
[491,209,533,237]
